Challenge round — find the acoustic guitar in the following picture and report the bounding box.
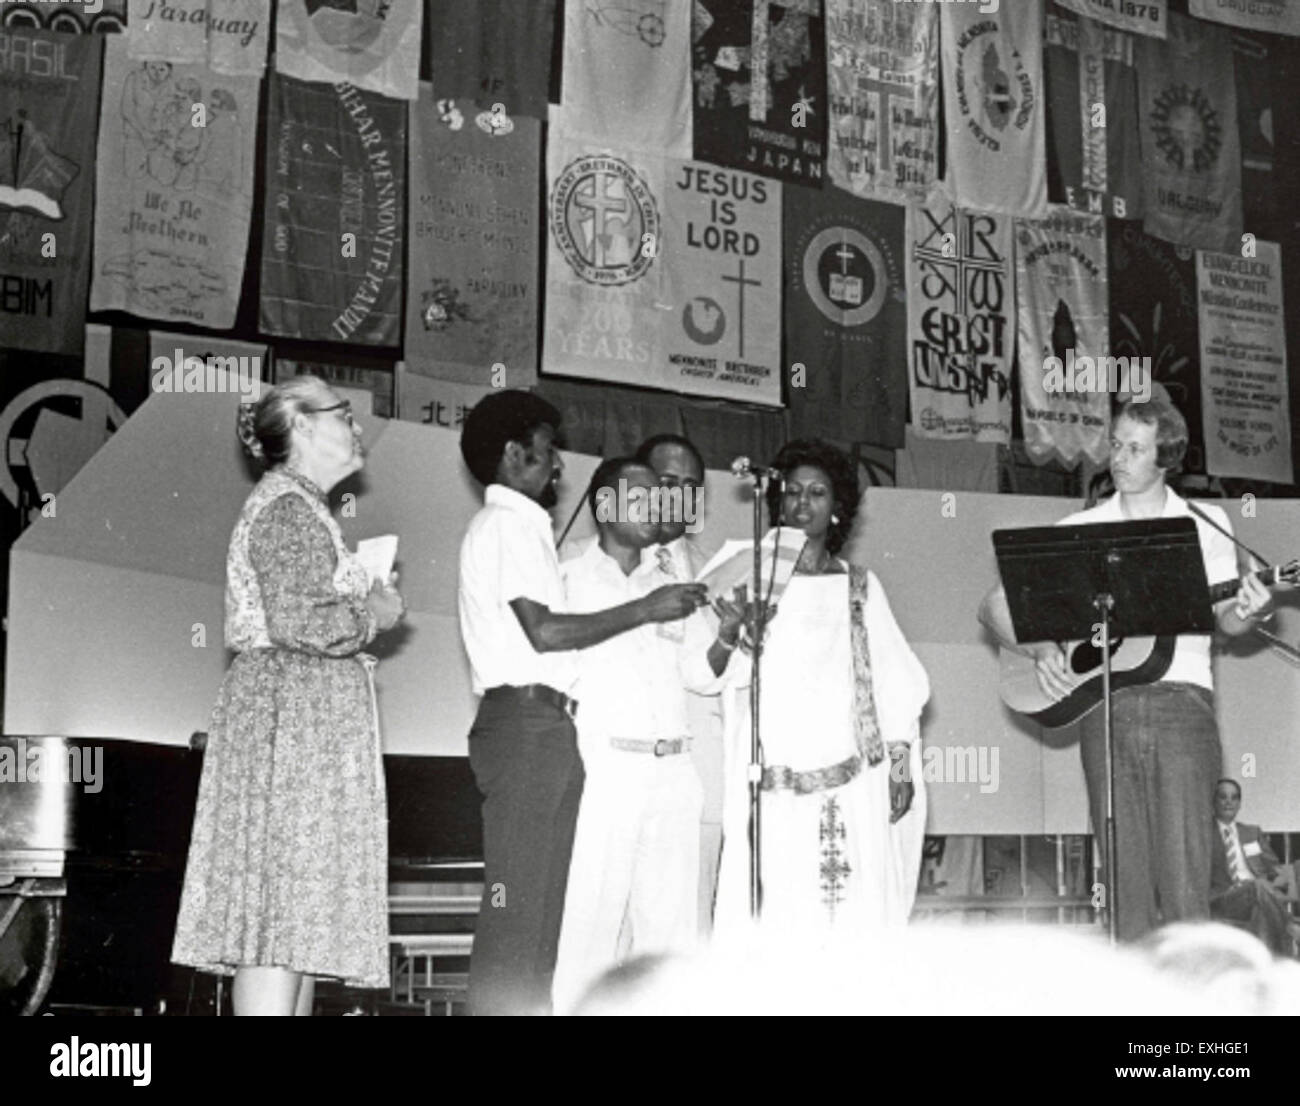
[999,560,1300,728]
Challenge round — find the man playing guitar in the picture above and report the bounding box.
[979,397,1277,942]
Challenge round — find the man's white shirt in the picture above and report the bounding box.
[458,484,578,696]
[1057,488,1238,691]
[561,540,722,758]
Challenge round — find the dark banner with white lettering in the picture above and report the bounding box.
[1044,7,1144,221]
[783,184,906,448]
[260,73,405,345]
[0,30,102,354]
[691,0,827,187]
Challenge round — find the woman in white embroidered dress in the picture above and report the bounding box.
[172,376,405,1015]
[714,439,929,936]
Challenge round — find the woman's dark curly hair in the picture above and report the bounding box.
[765,438,859,556]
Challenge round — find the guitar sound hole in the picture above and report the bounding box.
[1071,638,1124,675]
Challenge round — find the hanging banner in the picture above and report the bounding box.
[905,198,1013,444]
[126,0,269,75]
[1053,0,1166,40]
[1015,208,1111,467]
[260,74,405,345]
[825,0,938,206]
[691,0,828,186]
[277,358,394,418]
[1189,0,1300,37]
[543,120,783,406]
[1197,242,1292,484]
[90,38,257,329]
[426,0,556,118]
[1107,219,1204,471]
[939,2,1048,217]
[406,88,540,387]
[0,30,102,355]
[1234,34,1279,232]
[396,368,491,428]
[1137,12,1242,252]
[1044,9,1143,220]
[275,0,420,101]
[1,0,125,34]
[784,185,906,448]
[563,0,691,158]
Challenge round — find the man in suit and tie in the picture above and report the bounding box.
[634,434,727,933]
[1209,778,1298,955]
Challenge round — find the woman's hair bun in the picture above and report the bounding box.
[237,402,265,463]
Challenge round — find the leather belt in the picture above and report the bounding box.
[483,683,578,719]
[609,737,686,757]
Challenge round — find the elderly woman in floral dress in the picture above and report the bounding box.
[173,376,405,1015]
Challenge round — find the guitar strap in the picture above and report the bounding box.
[1183,498,1271,570]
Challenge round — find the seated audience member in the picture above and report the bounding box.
[1209,779,1299,956]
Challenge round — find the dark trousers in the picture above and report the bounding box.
[1079,682,1220,943]
[467,694,584,1015]
[1211,881,1294,955]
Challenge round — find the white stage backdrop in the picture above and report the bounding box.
[8,384,1300,831]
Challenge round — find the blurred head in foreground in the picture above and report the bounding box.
[571,920,1300,1016]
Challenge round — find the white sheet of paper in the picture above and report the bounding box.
[356,535,398,585]
[695,528,806,602]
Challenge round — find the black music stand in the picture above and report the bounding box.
[993,518,1212,943]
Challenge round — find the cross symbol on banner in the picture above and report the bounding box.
[835,240,856,273]
[721,258,762,358]
[574,172,631,268]
[911,209,1004,320]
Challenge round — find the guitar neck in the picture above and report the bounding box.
[1207,566,1277,604]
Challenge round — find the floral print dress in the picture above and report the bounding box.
[172,468,389,989]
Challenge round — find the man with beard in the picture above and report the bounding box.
[458,391,708,1015]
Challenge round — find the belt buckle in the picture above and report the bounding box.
[653,739,668,757]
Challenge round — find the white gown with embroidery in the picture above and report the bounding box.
[714,568,930,937]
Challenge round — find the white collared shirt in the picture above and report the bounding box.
[1057,488,1237,690]
[458,484,578,696]
[562,540,721,756]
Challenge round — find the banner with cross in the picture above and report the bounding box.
[905,197,1014,443]
[542,118,782,406]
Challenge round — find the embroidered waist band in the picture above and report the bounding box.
[762,753,863,795]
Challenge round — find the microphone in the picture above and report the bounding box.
[730,456,783,482]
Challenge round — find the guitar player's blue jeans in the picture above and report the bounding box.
[1079,682,1221,943]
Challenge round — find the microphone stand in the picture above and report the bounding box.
[747,473,766,919]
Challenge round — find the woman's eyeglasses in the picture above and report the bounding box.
[308,401,356,429]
